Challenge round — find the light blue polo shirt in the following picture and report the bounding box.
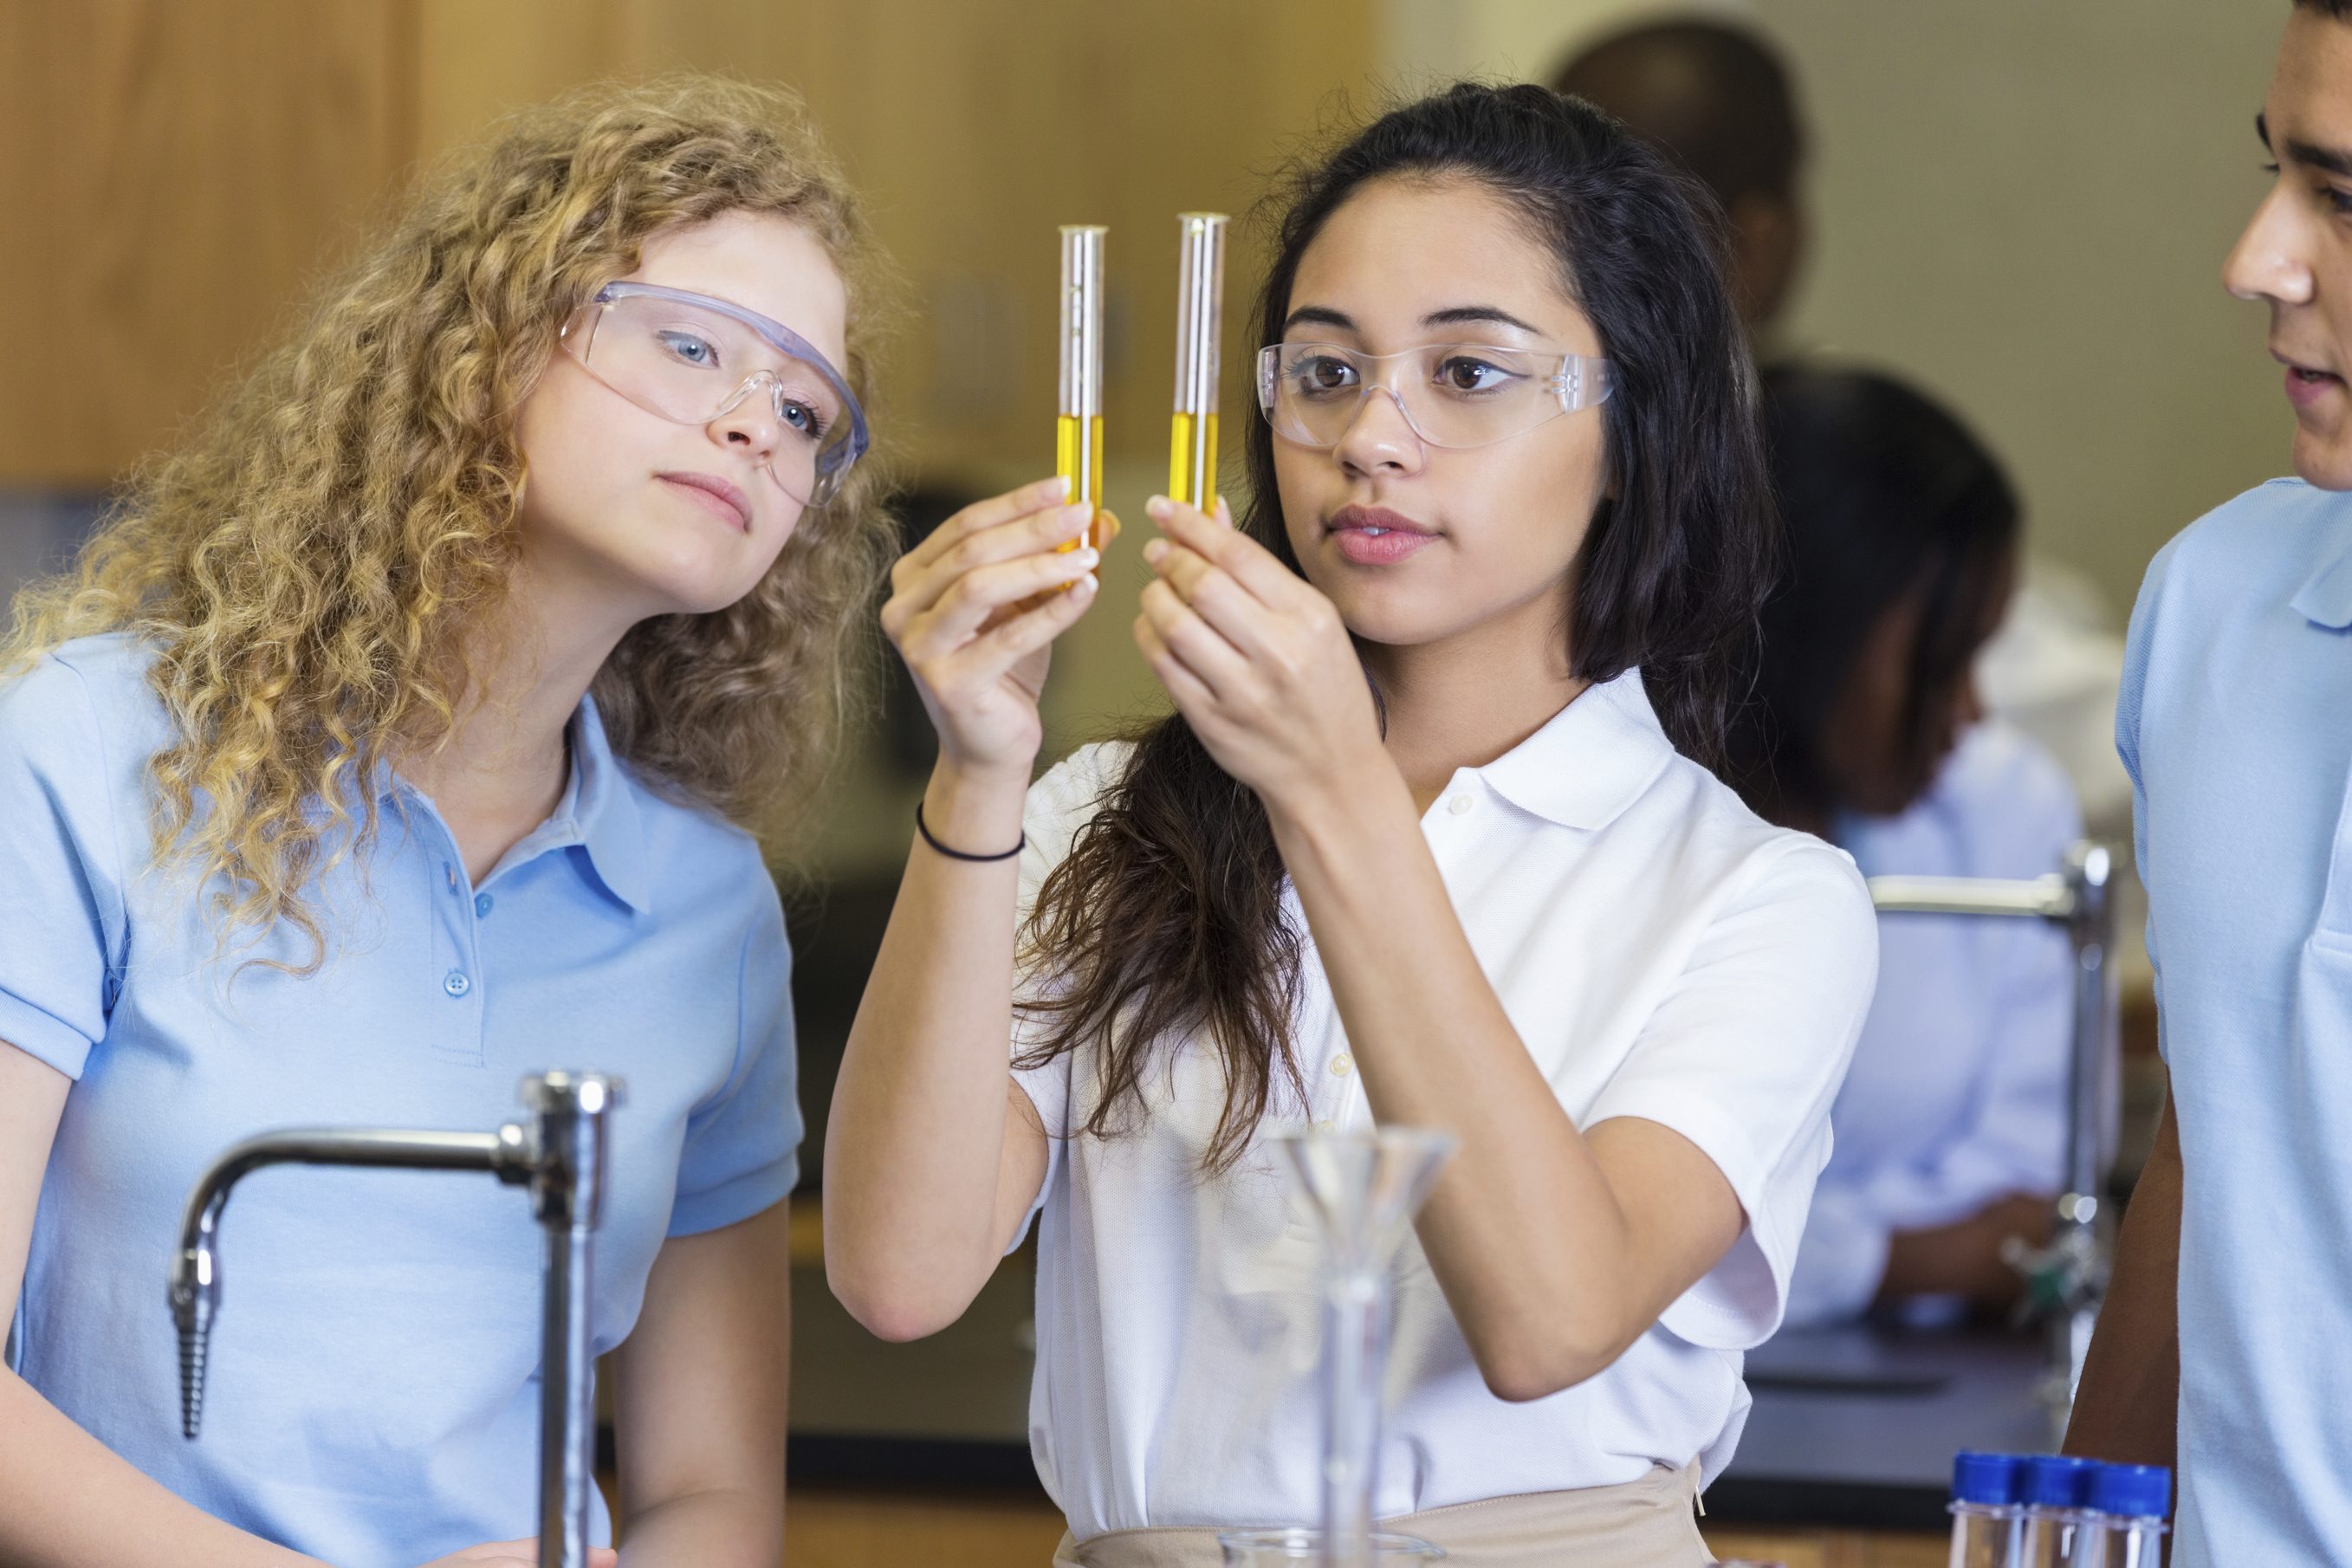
[2119,476,2352,1565]
[0,632,800,1568]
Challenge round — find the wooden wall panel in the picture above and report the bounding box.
[0,1,1376,492]
[0,0,413,488]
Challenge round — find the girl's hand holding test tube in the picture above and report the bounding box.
[1135,494,1384,810]
[881,477,1120,776]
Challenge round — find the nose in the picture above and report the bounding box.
[708,376,782,464]
[1331,386,1427,478]
[2224,183,2316,308]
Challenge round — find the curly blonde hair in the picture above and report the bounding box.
[3,75,898,969]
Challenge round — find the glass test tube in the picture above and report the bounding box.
[1057,224,1107,552]
[1169,212,1228,512]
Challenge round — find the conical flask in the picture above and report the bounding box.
[1221,1124,1457,1568]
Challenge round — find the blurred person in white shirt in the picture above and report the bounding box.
[1727,365,2081,1327]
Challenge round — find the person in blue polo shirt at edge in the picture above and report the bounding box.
[0,80,904,1568]
[2064,3,2352,1561]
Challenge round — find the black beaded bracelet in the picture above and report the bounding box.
[915,800,1025,863]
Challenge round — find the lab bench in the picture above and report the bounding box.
[772,1246,2051,1537]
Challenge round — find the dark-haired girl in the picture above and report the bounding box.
[826,84,1876,1565]
[1731,366,2082,1329]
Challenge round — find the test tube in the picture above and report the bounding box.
[1057,224,1107,552]
[1169,212,1228,513]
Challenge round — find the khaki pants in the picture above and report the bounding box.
[1051,1463,1711,1567]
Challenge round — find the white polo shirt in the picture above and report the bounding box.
[1008,669,1878,1541]
[1785,721,2081,1327]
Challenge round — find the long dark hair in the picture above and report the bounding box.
[1018,82,1775,1171]
[1726,365,2020,820]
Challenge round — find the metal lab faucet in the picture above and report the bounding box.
[1868,841,2118,1436]
[169,1071,622,1568]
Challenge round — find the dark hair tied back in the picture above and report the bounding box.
[1017,81,1776,1171]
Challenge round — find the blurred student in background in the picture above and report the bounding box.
[1557,18,2131,834]
[1729,366,2079,1326]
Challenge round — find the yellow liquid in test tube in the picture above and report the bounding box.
[1057,412,1104,550]
[1057,224,1108,555]
[1170,213,1228,515]
[1168,410,1218,510]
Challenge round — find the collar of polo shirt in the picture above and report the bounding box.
[367,695,651,913]
[1473,670,1678,831]
[2291,496,2352,629]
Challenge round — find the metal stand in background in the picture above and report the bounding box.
[169,1071,623,1568]
[1867,841,2117,1436]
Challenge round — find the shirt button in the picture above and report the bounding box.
[474,892,494,918]
[443,970,472,998]
[444,865,459,892]
[1447,794,1474,815]
[1313,1119,1336,1134]
[1330,1053,1353,1078]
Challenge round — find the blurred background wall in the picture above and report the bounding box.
[1386,0,2290,613]
[0,0,2298,878]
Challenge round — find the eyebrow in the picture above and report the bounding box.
[2292,138,2352,180]
[1280,303,1546,336]
[1283,305,1356,334]
[2261,113,2352,180]
[1422,305,1544,334]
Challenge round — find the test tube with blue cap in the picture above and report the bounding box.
[1948,1450,2027,1568]
[2070,1464,2170,1568]
[2018,1455,2098,1567]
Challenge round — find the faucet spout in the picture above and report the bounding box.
[169,1129,519,1439]
[168,1076,618,1568]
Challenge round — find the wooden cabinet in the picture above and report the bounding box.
[0,0,1375,491]
[0,0,411,486]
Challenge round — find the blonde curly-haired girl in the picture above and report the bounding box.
[0,76,893,1568]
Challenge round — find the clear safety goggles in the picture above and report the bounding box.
[1256,341,1612,452]
[560,282,870,507]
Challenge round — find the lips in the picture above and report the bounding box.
[2285,363,2347,414]
[1327,504,1439,566]
[657,471,753,531]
